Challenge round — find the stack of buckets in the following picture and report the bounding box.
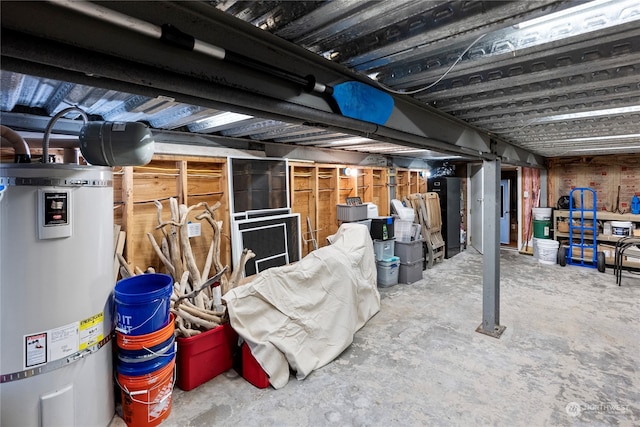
[114,273,176,427]
[532,207,558,265]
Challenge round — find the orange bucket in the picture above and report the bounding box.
[117,356,175,427]
[118,313,175,351]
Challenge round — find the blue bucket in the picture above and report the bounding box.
[117,336,176,376]
[114,273,173,336]
[118,335,175,364]
[117,352,175,377]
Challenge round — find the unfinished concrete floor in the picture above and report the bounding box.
[110,248,639,427]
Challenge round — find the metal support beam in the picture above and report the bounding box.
[476,158,506,338]
[494,139,546,168]
[389,157,432,170]
[0,1,544,167]
[264,142,388,165]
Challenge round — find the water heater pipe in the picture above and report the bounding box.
[0,125,31,163]
[42,106,88,163]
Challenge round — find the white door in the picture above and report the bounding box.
[468,164,483,253]
[500,179,510,244]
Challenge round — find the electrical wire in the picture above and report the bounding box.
[374,33,487,96]
[490,117,542,135]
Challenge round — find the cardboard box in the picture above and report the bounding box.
[597,244,616,263]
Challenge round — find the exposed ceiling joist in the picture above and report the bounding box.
[0,1,543,167]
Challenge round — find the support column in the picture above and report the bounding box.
[476,158,506,338]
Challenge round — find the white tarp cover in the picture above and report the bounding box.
[223,223,380,389]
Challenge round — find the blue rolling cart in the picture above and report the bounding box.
[558,188,605,272]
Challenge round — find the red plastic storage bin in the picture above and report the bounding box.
[176,322,238,391]
[241,342,270,389]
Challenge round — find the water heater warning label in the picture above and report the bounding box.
[25,333,47,368]
[43,192,68,226]
[50,322,79,361]
[38,189,72,239]
[79,313,104,350]
[22,312,104,370]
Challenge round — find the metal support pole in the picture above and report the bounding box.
[476,158,506,338]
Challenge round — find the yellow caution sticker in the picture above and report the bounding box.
[79,313,104,350]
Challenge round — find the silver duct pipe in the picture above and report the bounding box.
[0,125,31,163]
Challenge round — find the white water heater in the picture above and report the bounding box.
[0,163,115,427]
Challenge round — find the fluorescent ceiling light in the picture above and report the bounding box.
[320,137,375,147]
[394,149,431,153]
[423,155,462,160]
[536,106,640,123]
[546,134,640,144]
[514,0,611,29]
[570,145,640,152]
[195,112,253,127]
[500,0,640,56]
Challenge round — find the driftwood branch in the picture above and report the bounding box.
[228,248,256,291]
[119,266,132,279]
[178,204,203,301]
[117,253,133,277]
[168,198,184,283]
[177,271,190,297]
[171,308,220,329]
[154,200,168,240]
[196,209,228,298]
[146,198,251,337]
[146,232,176,278]
[176,316,200,337]
[179,303,223,323]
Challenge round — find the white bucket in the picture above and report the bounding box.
[532,207,552,220]
[611,221,633,236]
[537,239,559,265]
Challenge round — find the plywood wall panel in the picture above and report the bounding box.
[290,164,317,256]
[108,156,397,275]
[112,156,232,279]
[548,154,640,212]
[131,202,164,272]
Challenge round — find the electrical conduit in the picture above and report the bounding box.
[0,125,31,163]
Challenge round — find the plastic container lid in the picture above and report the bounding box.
[611,221,632,227]
[532,207,552,220]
